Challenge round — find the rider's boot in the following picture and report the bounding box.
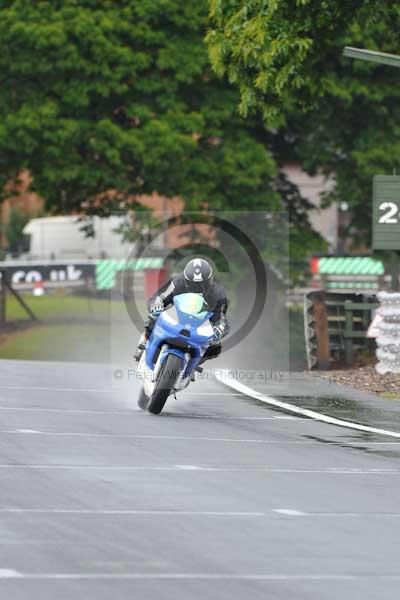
[134,332,147,362]
[191,365,203,382]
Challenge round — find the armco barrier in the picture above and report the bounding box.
[376,291,400,374]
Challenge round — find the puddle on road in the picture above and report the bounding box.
[304,434,400,460]
[239,394,400,459]
[274,395,400,432]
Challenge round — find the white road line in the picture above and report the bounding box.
[3,430,399,445]
[0,509,264,516]
[0,406,301,419]
[2,508,400,519]
[216,371,400,438]
[179,415,302,420]
[184,393,243,396]
[1,572,399,581]
[0,569,22,578]
[0,386,112,393]
[0,430,329,444]
[273,510,400,518]
[0,464,398,474]
[0,385,242,396]
[0,406,137,415]
[13,429,41,434]
[274,509,306,516]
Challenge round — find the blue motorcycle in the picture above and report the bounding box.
[137,293,214,414]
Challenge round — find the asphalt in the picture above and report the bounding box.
[0,359,400,600]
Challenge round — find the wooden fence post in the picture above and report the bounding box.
[344,300,354,366]
[313,291,330,370]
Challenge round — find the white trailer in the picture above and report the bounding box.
[21,215,135,260]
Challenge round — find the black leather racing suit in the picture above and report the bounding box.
[146,274,229,363]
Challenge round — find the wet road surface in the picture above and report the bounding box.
[0,360,399,599]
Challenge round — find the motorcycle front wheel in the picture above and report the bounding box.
[147,354,181,415]
[137,387,149,411]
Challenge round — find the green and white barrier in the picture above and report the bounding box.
[95,258,164,290]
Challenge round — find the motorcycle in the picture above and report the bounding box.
[137,292,214,414]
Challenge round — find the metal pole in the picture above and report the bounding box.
[5,281,37,322]
[343,47,400,68]
[0,270,6,326]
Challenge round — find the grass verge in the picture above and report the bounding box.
[0,293,143,362]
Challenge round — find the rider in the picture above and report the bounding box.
[134,258,229,364]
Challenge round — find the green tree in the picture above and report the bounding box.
[1,207,29,254]
[0,0,278,215]
[208,0,400,246]
[207,0,389,124]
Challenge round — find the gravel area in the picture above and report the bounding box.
[312,363,400,399]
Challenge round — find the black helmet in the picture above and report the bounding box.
[183,258,213,294]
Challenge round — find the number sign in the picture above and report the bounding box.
[372,175,400,250]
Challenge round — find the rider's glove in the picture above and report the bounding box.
[212,324,224,341]
[149,297,164,317]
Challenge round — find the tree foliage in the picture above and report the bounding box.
[1,206,29,254]
[208,0,390,123]
[0,0,279,215]
[208,0,400,245]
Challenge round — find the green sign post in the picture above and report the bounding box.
[372,175,400,250]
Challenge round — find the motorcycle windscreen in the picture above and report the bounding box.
[173,293,208,320]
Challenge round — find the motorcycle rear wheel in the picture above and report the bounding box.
[147,354,181,415]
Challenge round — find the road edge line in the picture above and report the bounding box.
[215,370,400,439]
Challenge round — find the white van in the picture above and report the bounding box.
[21,215,135,260]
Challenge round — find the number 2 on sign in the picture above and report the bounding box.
[378,202,399,224]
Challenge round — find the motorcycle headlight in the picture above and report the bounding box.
[197,323,213,337]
